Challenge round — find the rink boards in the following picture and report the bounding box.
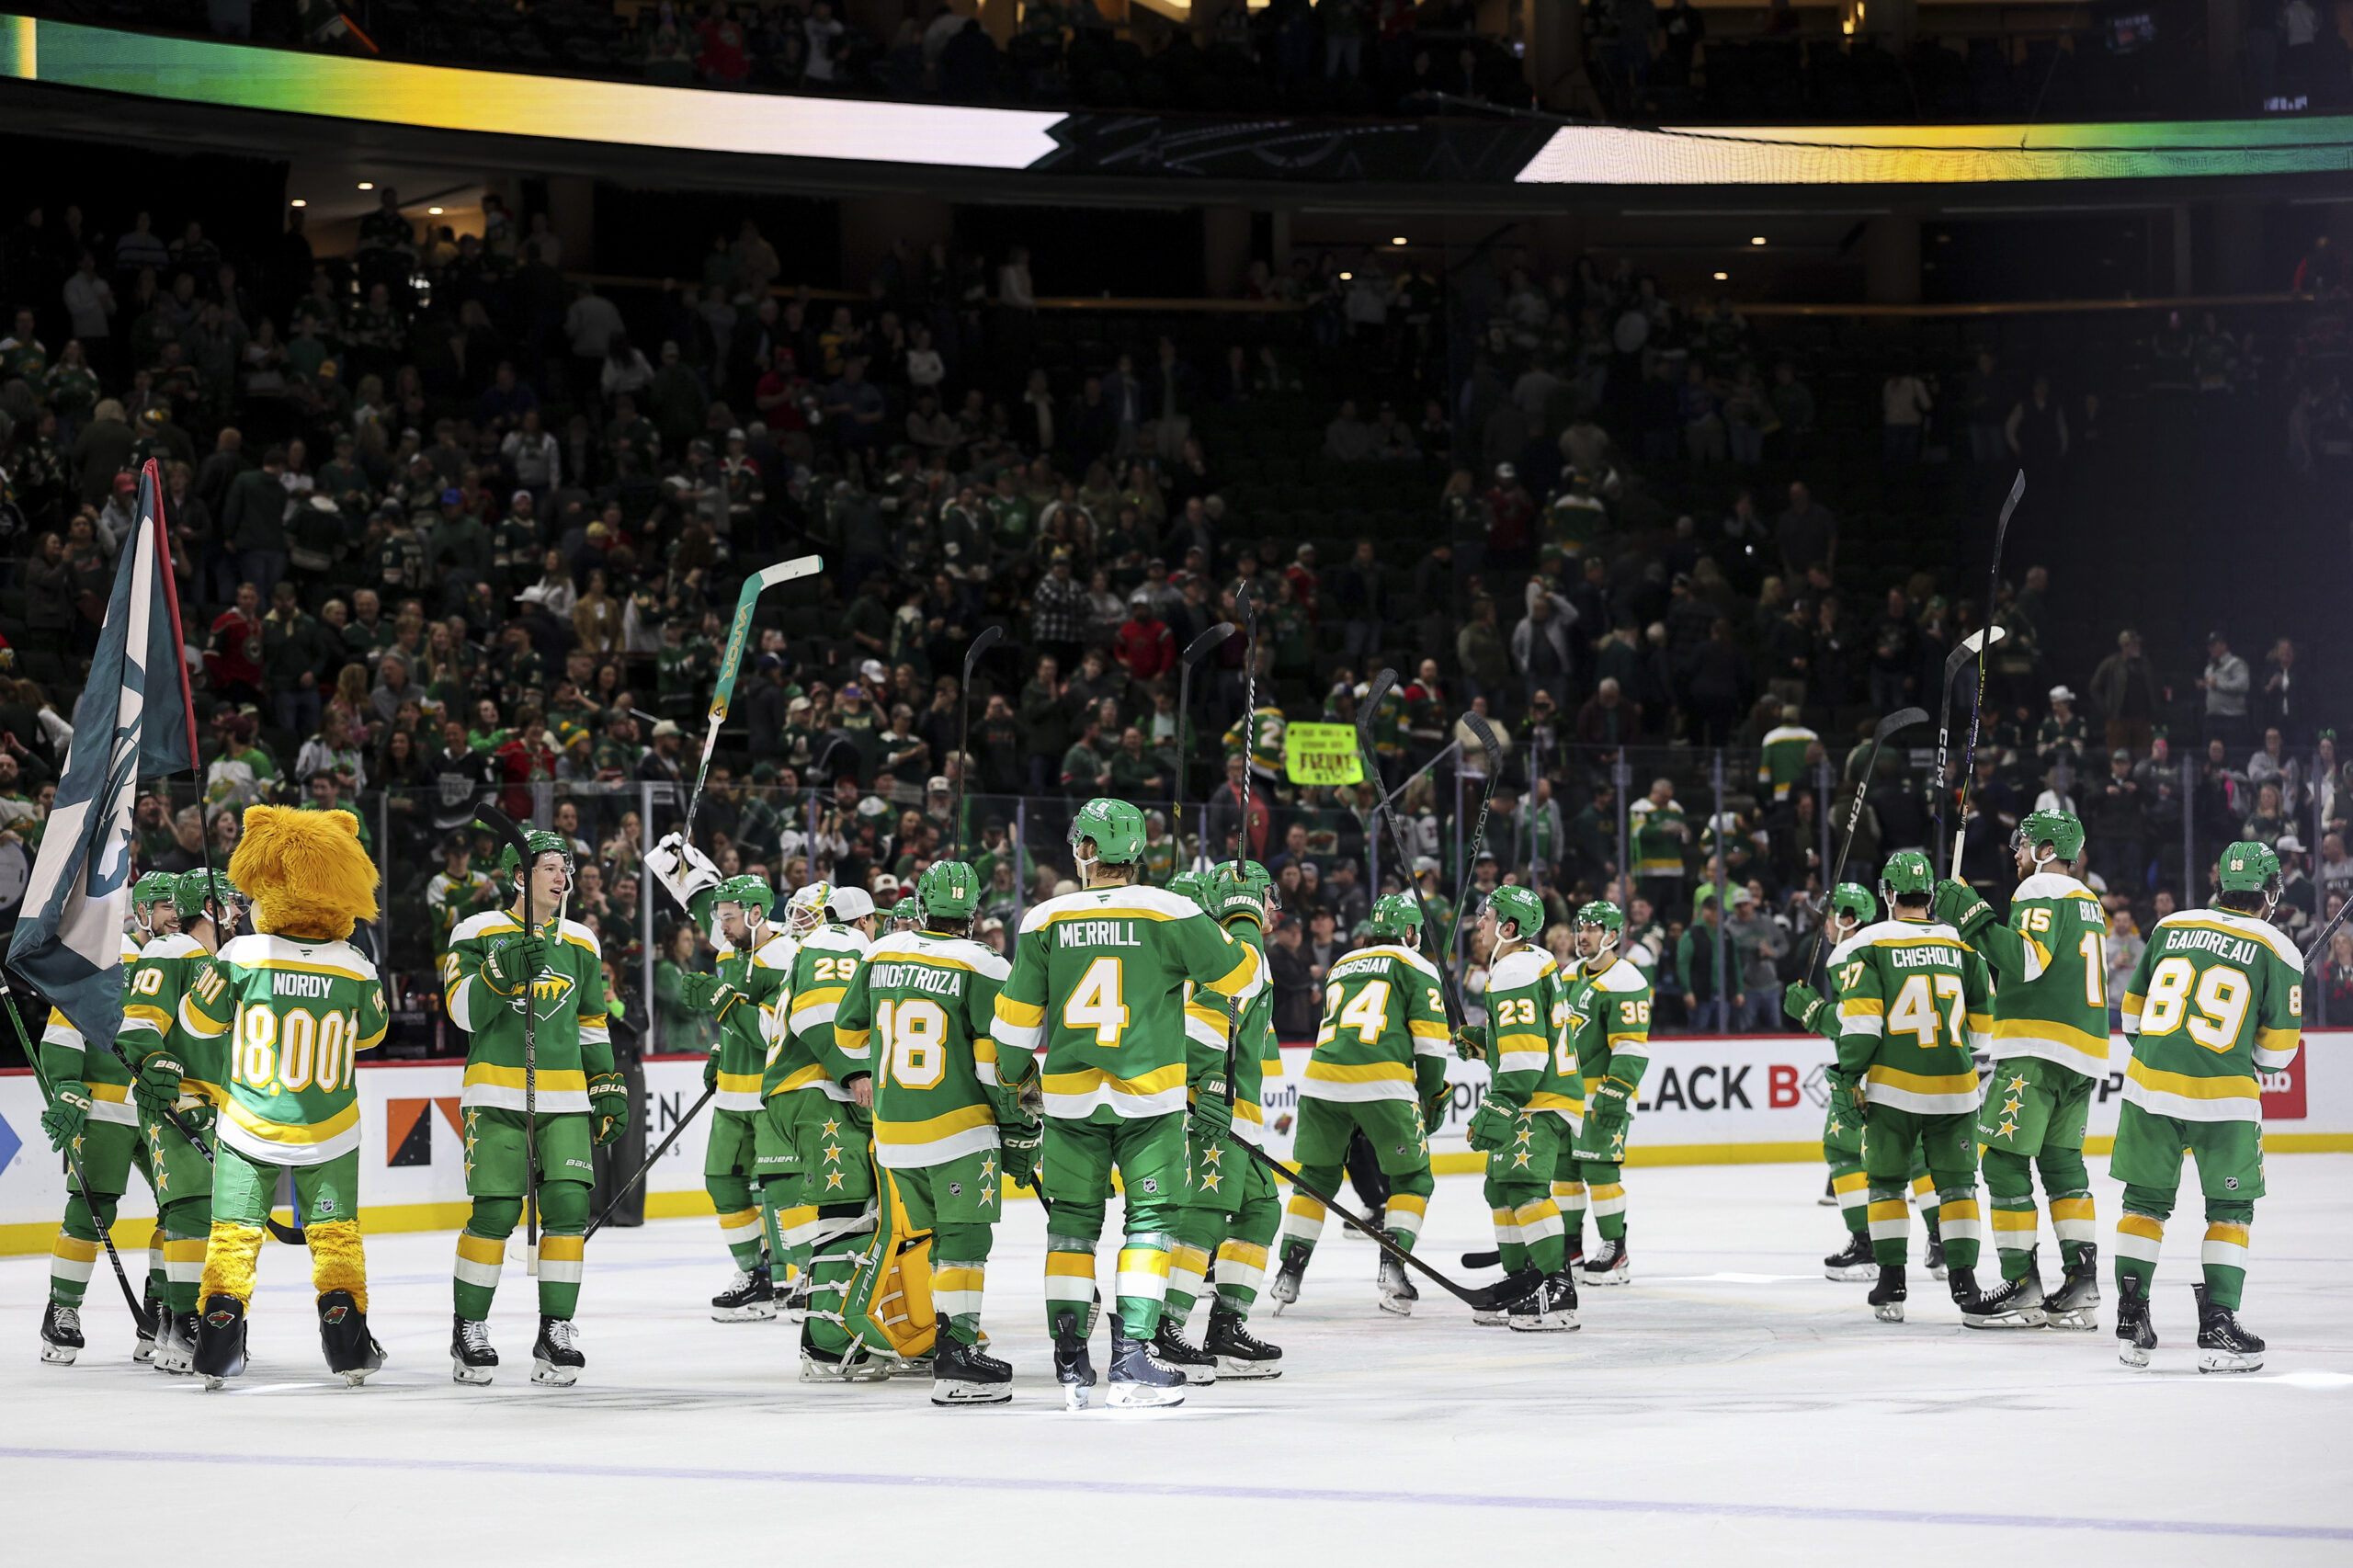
[3,1031,2347,1253]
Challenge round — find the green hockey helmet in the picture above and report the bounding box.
[2016,808,2086,863]
[1830,881,1878,927]
[1365,892,1423,944]
[1486,883,1546,942]
[712,873,776,919]
[498,828,575,885]
[1207,859,1273,926]
[916,859,982,922]
[1069,797,1147,866]
[1166,869,1208,910]
[1574,900,1625,937]
[892,895,924,927]
[2217,840,2282,897]
[133,871,179,911]
[174,868,242,922]
[1880,849,1936,904]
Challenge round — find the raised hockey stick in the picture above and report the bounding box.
[1931,623,2006,869]
[950,623,1006,860]
[1175,621,1237,864]
[1224,590,1262,1108]
[1355,669,1464,1028]
[1950,472,2025,873]
[682,553,824,847]
[1438,710,1508,978]
[1232,1136,1540,1312]
[1805,705,1929,983]
[474,803,543,1274]
[0,973,152,1332]
[585,1084,718,1242]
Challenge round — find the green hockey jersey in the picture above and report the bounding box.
[176,934,389,1165]
[1483,945,1581,1119]
[1830,916,1992,1115]
[1966,869,2113,1076]
[426,868,500,953]
[443,909,612,1114]
[1629,795,1688,879]
[1300,942,1449,1105]
[764,923,872,1102]
[120,930,227,1110]
[2120,907,2302,1124]
[836,929,1032,1168]
[995,883,1262,1121]
[1563,953,1654,1098]
[39,932,143,1128]
[1180,920,1282,1142]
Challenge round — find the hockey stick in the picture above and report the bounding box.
[474,803,545,1274]
[1950,472,2025,873]
[1232,1137,1541,1311]
[682,552,824,847]
[1354,669,1464,1028]
[1931,623,2006,869]
[1438,711,1508,978]
[584,1083,717,1241]
[1175,621,1237,865]
[1380,740,1461,816]
[0,973,152,1332]
[950,623,1006,859]
[1805,706,1929,983]
[1224,590,1262,1109]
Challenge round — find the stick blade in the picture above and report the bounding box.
[750,552,824,589]
[965,623,1006,666]
[1461,710,1503,767]
[1357,667,1400,741]
[1944,624,2005,682]
[1185,621,1237,665]
[1873,706,1930,743]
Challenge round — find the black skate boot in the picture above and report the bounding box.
[2041,1245,2100,1331]
[193,1293,247,1389]
[1580,1233,1630,1287]
[1052,1308,1097,1411]
[452,1314,498,1384]
[1151,1316,1218,1385]
[1106,1331,1188,1409]
[1375,1253,1419,1316]
[154,1309,200,1375]
[134,1280,162,1362]
[1267,1242,1309,1315]
[1959,1251,2047,1329]
[1507,1271,1581,1333]
[1869,1264,1907,1323]
[2193,1283,2264,1374]
[930,1335,1014,1405]
[1924,1234,1949,1280]
[1205,1308,1282,1380]
[711,1264,777,1323]
[38,1301,83,1366]
[316,1290,385,1386]
[531,1314,585,1386]
[2114,1275,2157,1368]
[1824,1232,1876,1282]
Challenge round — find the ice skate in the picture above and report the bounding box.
[780,1268,812,1324]
[1151,1317,1217,1384]
[1106,1332,1187,1409]
[153,1310,199,1375]
[2193,1284,2264,1374]
[1823,1233,1876,1282]
[2041,1246,2100,1331]
[451,1314,498,1384]
[1924,1235,1949,1280]
[1506,1272,1580,1333]
[531,1314,585,1386]
[1869,1264,1907,1323]
[1958,1256,2047,1329]
[1205,1308,1282,1379]
[1267,1243,1307,1315]
[2114,1275,2156,1368]
[930,1335,1013,1405]
[133,1283,161,1362]
[1052,1309,1097,1410]
[1375,1253,1419,1316]
[710,1264,777,1323]
[1580,1234,1630,1287]
[193,1293,247,1390]
[798,1323,890,1383]
[316,1289,385,1386]
[38,1301,82,1366]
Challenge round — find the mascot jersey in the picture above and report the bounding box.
[176,934,389,1165]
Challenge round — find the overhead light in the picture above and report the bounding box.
[1750,235,1767,245]
[1392,236,1408,245]
[1338,271,1353,280]
[428,207,445,215]
[1712,271,1728,281]
[357,181,374,190]
[290,199,307,209]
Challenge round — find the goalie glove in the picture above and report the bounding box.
[1465,1098,1518,1153]
[1587,1076,1638,1134]
[133,1049,185,1118]
[40,1078,91,1151]
[480,930,548,996]
[647,832,722,912]
[1782,982,1828,1032]
[1932,879,1996,939]
[588,1072,630,1147]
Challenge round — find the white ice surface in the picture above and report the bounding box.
[6,1159,2350,1566]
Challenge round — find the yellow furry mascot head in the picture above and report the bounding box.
[227,805,381,943]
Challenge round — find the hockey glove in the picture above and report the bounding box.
[1782,982,1827,1033]
[1000,1117,1043,1190]
[133,1049,185,1118]
[176,1100,217,1138]
[480,930,548,995]
[1826,1067,1869,1113]
[40,1078,91,1151]
[1451,1027,1488,1062]
[588,1073,630,1147]
[647,832,722,910]
[1465,1098,1518,1153]
[1587,1076,1638,1135]
[1932,879,1996,939]
[1421,1086,1453,1134]
[1188,1073,1233,1140]
[701,1046,720,1093]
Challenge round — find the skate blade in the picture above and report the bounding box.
[200,1373,227,1390]
[931,1381,1014,1405]
[39,1346,79,1366]
[1872,1302,1906,1323]
[2041,1310,2099,1332]
[1825,1265,1879,1282]
[530,1360,580,1387]
[338,1368,375,1387]
[1583,1269,1630,1288]
[712,1305,779,1323]
[132,1344,156,1363]
[451,1361,495,1385]
[1470,1310,1509,1326]
[1508,1314,1581,1333]
[1216,1358,1282,1379]
[2118,1344,2153,1369]
[1928,1266,1949,1281]
[1061,1381,1092,1411]
[2198,1350,2263,1374]
[1377,1295,1415,1317]
[1105,1383,1185,1409]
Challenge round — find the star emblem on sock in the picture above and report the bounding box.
[825,1170,845,1190]
[823,1143,843,1164]
[823,1119,842,1138]
[1996,1119,2019,1139]
[1200,1145,1222,1165]
[2006,1074,2029,1096]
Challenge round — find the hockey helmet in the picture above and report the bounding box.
[173,867,243,923]
[1486,883,1545,943]
[1365,892,1423,944]
[916,859,982,922]
[712,872,776,919]
[1208,859,1273,926]
[1829,881,1877,927]
[2217,840,2281,897]
[498,828,575,886]
[1879,849,1936,904]
[2016,808,2086,864]
[784,881,831,936]
[1069,797,1147,866]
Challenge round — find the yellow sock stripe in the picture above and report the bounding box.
[716,1207,762,1239]
[1514,1199,1564,1243]
[1166,1244,1212,1277]
[1284,1194,1326,1222]
[1866,1198,1910,1241]
[1216,1240,1269,1271]
[161,1236,209,1284]
[2113,1213,2165,1263]
[2049,1197,2096,1222]
[1386,1192,1428,1220]
[1044,1249,1097,1302]
[1115,1245,1172,1303]
[1910,1173,1937,1199]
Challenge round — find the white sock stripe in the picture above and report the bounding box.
[50,1258,96,1285]
[2112,1230,2165,1263]
[1938,1214,1984,1244]
[932,1289,984,1319]
[453,1256,504,1289]
[2200,1240,2249,1270]
[2052,1219,2098,1244]
[1214,1260,1265,1294]
[1587,1193,1628,1218]
[163,1258,205,1284]
[1518,1212,1565,1243]
[1279,1211,1325,1245]
[537,1259,585,1284]
[1114,1269,1169,1303]
[1165,1262,1208,1300]
[1044,1278,1096,1303]
[1868,1217,1910,1242]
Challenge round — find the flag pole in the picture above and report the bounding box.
[147,461,226,895]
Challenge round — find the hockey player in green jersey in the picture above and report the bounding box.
[1161,863,1285,1381]
[1784,882,1890,1282]
[444,828,624,1388]
[1465,884,1581,1331]
[833,859,1038,1403]
[2110,841,2301,1372]
[174,806,390,1388]
[1936,808,2110,1329]
[993,798,1264,1408]
[760,881,881,1381]
[1828,850,1995,1324]
[1556,899,1654,1288]
[116,869,244,1374]
[1270,891,1448,1320]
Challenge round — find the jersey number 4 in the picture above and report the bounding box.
[1064,956,1131,1048]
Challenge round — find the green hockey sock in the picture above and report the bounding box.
[1277,1167,1339,1273]
[1934,1187,1984,1270]
[533,1185,590,1319]
[709,1174,764,1270]
[1164,1209,1227,1326]
[1981,1147,2038,1278]
[452,1197,522,1321]
[1113,1233,1172,1340]
[1829,1160,1869,1236]
[2200,1201,2253,1312]
[1517,1197,1566,1274]
[52,1191,119,1307]
[2050,1190,2097,1271]
[145,1228,166,1310]
[1384,1169,1435,1253]
[1490,1198,1528,1274]
[1867,1183,1909,1267]
[1044,1233,1097,1340]
[1213,1234,1271,1314]
[1581,1162,1626,1241]
[160,1199,210,1314]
